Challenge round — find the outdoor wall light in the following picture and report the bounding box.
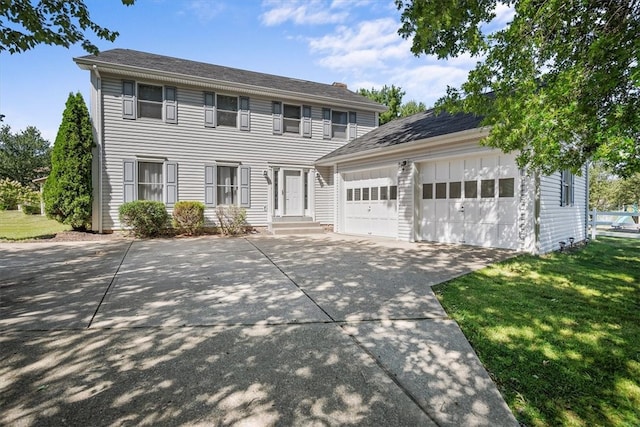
[263,170,268,177]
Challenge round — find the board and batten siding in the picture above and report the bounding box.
[537,167,588,254]
[95,73,376,230]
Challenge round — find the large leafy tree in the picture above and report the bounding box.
[43,93,93,230]
[0,0,134,54]
[396,0,640,177]
[358,85,428,124]
[0,125,51,186]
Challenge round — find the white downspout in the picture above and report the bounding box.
[93,65,104,233]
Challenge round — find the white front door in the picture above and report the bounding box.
[284,170,302,215]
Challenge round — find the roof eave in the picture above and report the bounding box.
[315,126,491,166]
[75,58,388,112]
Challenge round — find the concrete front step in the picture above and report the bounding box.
[269,221,325,235]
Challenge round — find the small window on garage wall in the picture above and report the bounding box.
[422,183,433,199]
[481,179,495,198]
[346,188,353,201]
[449,182,461,198]
[465,180,478,198]
[389,185,398,200]
[435,183,447,199]
[370,187,378,200]
[380,186,388,200]
[499,178,515,197]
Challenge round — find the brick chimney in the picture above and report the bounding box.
[332,82,348,89]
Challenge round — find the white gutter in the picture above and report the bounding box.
[315,126,491,166]
[75,59,387,113]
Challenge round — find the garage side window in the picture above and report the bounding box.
[560,170,574,206]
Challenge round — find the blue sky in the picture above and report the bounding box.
[0,0,513,143]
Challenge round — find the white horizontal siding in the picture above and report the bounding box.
[96,75,377,229]
[537,167,588,253]
[314,166,334,224]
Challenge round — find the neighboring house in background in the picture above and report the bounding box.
[74,49,386,233]
[316,110,589,254]
[76,49,587,254]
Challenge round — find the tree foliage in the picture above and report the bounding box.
[43,92,93,230]
[396,0,640,177]
[0,0,134,55]
[0,125,51,186]
[589,163,640,211]
[358,85,427,125]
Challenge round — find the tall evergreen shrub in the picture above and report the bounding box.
[43,92,93,230]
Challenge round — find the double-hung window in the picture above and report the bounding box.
[122,159,178,206]
[332,110,348,139]
[217,94,238,127]
[121,81,177,123]
[138,84,163,119]
[204,164,251,208]
[283,104,301,134]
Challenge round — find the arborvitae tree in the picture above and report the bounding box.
[43,92,93,230]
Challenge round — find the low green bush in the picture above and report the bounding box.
[215,205,247,236]
[172,201,205,235]
[119,200,169,237]
[21,204,41,215]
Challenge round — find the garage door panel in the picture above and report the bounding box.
[420,155,519,249]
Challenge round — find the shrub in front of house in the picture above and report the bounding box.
[119,200,170,237]
[215,205,247,236]
[172,201,205,235]
[20,188,41,215]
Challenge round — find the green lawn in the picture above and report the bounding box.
[0,209,71,240]
[434,237,640,427]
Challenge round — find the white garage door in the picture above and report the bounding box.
[420,154,519,249]
[343,167,398,238]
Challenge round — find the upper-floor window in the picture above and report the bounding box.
[322,108,356,140]
[284,104,301,134]
[560,170,574,206]
[332,110,347,139]
[138,84,163,119]
[217,94,238,127]
[122,81,177,123]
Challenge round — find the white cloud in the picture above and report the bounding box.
[493,2,516,25]
[261,0,348,26]
[308,18,412,72]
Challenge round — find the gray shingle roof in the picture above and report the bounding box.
[75,49,385,111]
[317,108,484,162]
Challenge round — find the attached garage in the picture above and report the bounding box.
[342,167,398,238]
[419,153,519,249]
[316,109,588,254]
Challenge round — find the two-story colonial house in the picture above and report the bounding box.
[74,49,387,234]
[76,49,588,254]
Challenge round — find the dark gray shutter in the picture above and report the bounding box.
[239,96,250,131]
[204,164,217,207]
[560,170,566,206]
[164,87,177,124]
[570,173,575,205]
[272,102,282,135]
[166,162,178,207]
[302,105,312,138]
[123,159,136,202]
[322,108,331,139]
[204,92,216,127]
[122,81,136,120]
[348,111,357,140]
[239,166,251,208]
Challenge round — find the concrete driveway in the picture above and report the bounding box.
[1,234,519,426]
